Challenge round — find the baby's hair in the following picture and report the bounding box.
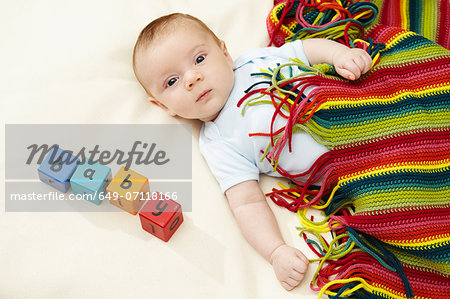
[133,13,220,96]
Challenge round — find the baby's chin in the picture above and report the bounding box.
[199,111,220,122]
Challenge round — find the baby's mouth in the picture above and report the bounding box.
[196,89,212,102]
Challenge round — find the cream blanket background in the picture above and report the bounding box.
[1,1,322,298]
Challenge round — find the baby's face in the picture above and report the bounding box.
[135,23,235,121]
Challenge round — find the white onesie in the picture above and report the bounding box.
[199,40,329,192]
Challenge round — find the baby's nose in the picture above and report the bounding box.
[185,70,204,89]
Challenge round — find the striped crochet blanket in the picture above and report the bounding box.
[240,1,450,298]
[269,0,450,50]
[370,0,450,50]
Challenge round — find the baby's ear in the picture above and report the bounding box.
[220,40,235,68]
[148,97,177,117]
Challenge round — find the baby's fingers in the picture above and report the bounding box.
[296,250,310,265]
[290,254,308,281]
[289,269,305,284]
[336,65,359,80]
[354,52,373,74]
[281,280,296,291]
[335,49,373,80]
[292,257,308,274]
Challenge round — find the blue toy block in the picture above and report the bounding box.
[70,160,112,205]
[37,147,80,193]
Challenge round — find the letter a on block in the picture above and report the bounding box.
[70,159,111,205]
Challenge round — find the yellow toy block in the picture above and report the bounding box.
[106,166,149,215]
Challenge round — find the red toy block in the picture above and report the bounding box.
[138,193,183,242]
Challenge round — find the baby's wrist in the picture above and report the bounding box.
[331,46,349,66]
[269,243,287,264]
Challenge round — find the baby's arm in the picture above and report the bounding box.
[225,180,309,291]
[302,38,372,80]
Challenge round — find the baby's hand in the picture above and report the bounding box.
[332,47,372,80]
[270,244,309,291]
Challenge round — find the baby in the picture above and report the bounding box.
[133,13,372,291]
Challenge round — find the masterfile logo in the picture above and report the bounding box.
[26,141,170,170]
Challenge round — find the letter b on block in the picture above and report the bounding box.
[139,193,183,242]
[106,166,148,215]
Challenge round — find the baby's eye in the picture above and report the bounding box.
[195,55,205,64]
[167,77,178,87]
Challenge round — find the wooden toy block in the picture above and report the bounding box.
[38,146,80,193]
[70,160,112,205]
[138,193,183,242]
[106,166,149,215]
